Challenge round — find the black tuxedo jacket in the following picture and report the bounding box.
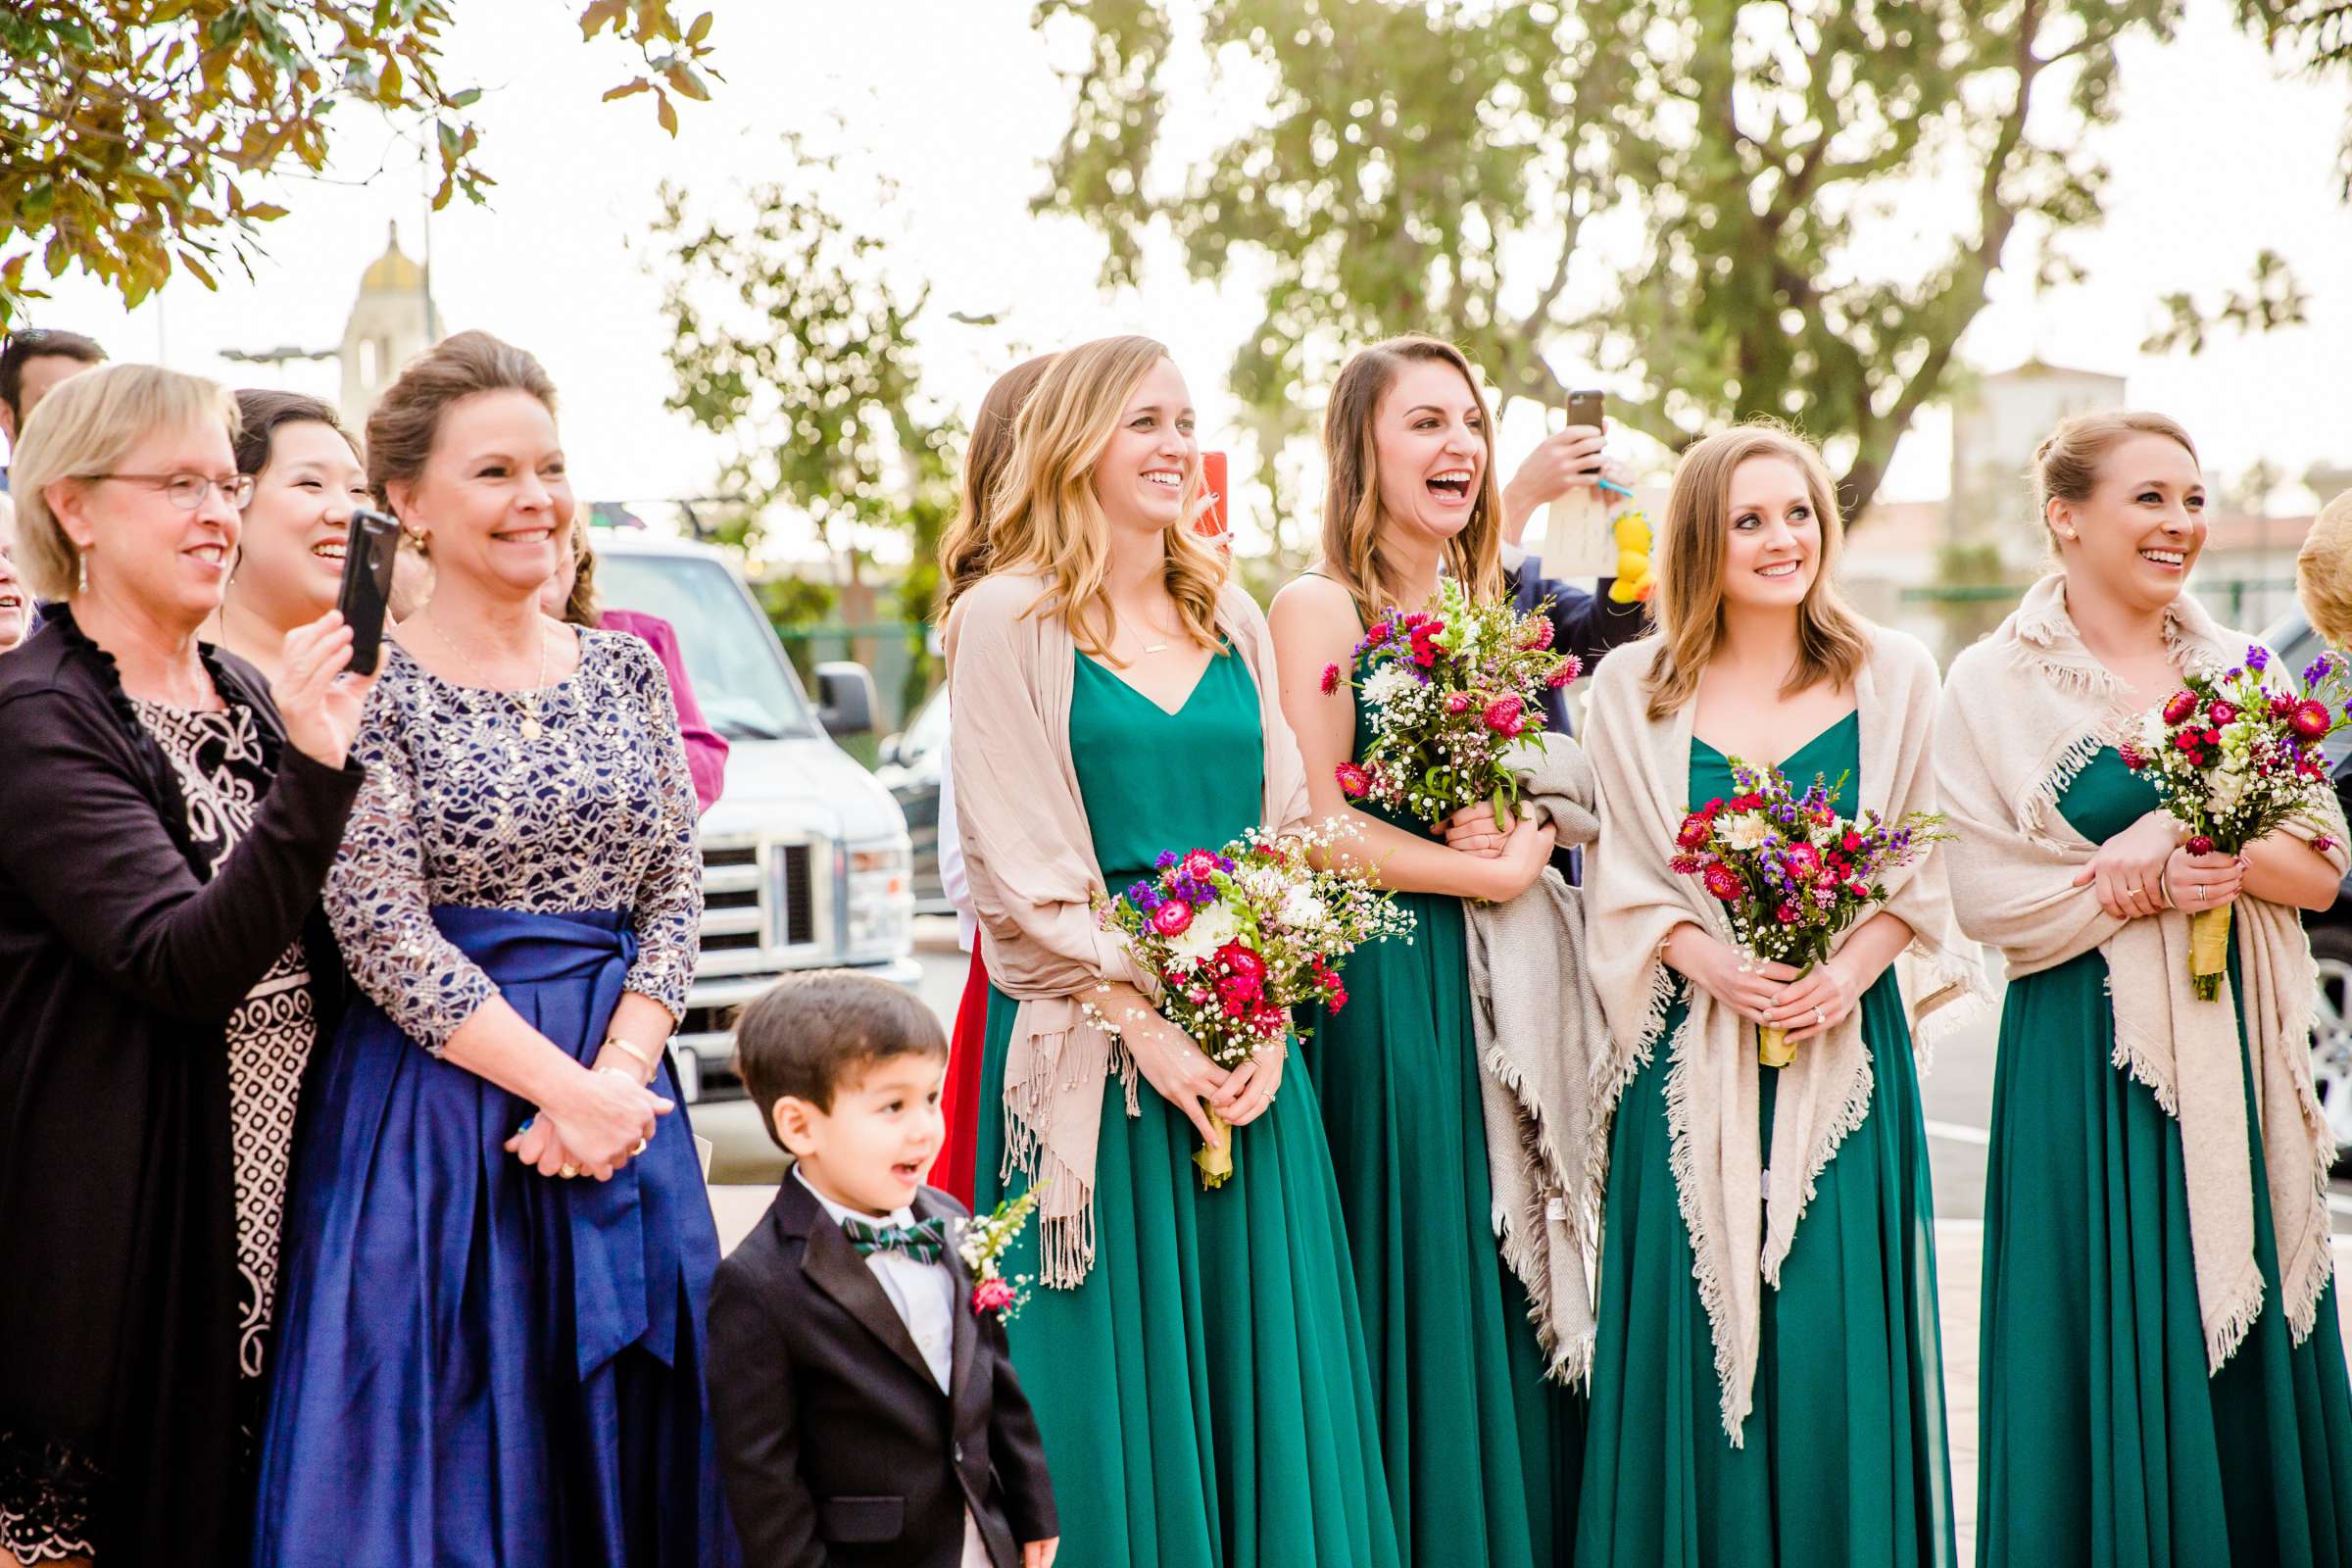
[707,1176,1057,1567]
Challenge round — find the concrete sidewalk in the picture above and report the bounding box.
[707,1185,2352,1561]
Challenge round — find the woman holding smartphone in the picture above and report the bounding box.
[202,391,371,683]
[1267,334,1576,1567]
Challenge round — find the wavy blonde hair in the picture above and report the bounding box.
[1645,422,1870,720]
[970,334,1224,657]
[1318,335,1502,621]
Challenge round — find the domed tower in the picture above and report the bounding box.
[340,222,436,423]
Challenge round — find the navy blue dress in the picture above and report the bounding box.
[253,633,736,1565]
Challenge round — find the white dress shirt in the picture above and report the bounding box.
[936,732,977,955]
[796,1167,990,1567]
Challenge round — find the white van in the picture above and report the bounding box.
[591,526,919,1102]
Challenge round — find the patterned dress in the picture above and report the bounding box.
[0,700,321,1564]
[252,630,733,1566]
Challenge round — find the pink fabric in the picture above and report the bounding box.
[600,608,729,814]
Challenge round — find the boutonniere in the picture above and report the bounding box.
[957,1186,1042,1322]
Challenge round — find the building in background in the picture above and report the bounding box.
[1946,360,2129,565]
[340,223,436,424]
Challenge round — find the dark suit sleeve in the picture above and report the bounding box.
[0,689,362,1020]
[1521,564,1650,670]
[707,1257,831,1568]
[983,1311,1058,1544]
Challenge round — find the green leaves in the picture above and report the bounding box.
[1035,0,2200,523]
[1,0,720,328]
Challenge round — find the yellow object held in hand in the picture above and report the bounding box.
[1608,509,1655,604]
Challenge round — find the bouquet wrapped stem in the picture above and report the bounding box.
[1195,1107,1233,1188]
[2189,905,2233,1003]
[1755,962,1811,1068]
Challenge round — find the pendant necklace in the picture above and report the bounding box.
[426,613,552,742]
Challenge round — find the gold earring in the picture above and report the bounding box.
[76,549,88,595]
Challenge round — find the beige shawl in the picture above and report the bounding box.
[944,570,1312,1287]
[1463,731,1609,1384]
[1936,574,2347,1369]
[1583,625,1990,1442]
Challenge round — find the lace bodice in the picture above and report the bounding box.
[326,628,703,1052]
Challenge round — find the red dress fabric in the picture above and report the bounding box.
[933,945,990,1207]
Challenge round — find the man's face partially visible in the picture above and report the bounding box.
[3,353,97,446]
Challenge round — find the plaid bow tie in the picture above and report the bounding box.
[842,1214,947,1265]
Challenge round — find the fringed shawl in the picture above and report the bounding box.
[944,571,1311,1287]
[1583,624,1990,1441]
[1936,574,2347,1369]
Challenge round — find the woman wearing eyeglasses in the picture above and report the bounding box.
[0,366,373,1567]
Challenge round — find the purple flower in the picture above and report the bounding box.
[2247,645,2271,672]
[1155,850,1179,870]
[2306,656,2335,686]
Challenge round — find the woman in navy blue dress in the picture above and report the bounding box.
[253,332,734,1565]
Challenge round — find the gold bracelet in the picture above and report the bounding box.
[603,1036,660,1074]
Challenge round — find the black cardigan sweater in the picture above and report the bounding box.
[0,609,363,1566]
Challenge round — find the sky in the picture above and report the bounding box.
[14,0,2352,557]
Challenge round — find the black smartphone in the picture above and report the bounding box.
[335,507,403,676]
[1566,388,1606,477]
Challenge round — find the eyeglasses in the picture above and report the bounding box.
[86,471,257,511]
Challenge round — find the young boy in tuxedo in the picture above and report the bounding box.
[707,971,1058,1568]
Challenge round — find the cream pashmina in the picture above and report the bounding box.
[944,570,1311,1287]
[1936,574,2347,1370]
[1583,626,1989,1442]
[1463,731,1609,1384]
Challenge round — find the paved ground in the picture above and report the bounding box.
[696,922,2352,1558]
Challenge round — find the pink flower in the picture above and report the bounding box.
[1446,692,1473,714]
[972,1278,1016,1316]
[1151,900,1195,937]
[1676,811,1715,850]
[2292,699,2333,740]
[2162,690,2199,725]
[1545,660,1579,690]
[1483,695,1525,735]
[1220,945,1267,982]
[1670,854,1702,875]
[2119,743,2146,770]
[1183,850,1219,879]
[2207,700,2237,726]
[2318,836,2339,854]
[1844,877,1870,898]
[1776,902,1800,924]
[1523,617,1555,652]
[1783,844,1823,881]
[1336,761,1371,799]
[1320,662,1343,695]
[2186,835,2215,856]
[1702,863,1742,902]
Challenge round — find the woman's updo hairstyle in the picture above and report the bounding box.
[365,330,557,518]
[2030,411,2199,548]
[233,389,357,477]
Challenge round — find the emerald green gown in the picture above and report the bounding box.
[1578,713,1957,1568]
[1975,747,2352,1567]
[973,649,1401,1568]
[1294,670,1584,1566]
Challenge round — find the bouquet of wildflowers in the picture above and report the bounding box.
[1093,826,1416,1188]
[1673,760,1948,1065]
[1323,576,1582,833]
[2120,645,2352,1000]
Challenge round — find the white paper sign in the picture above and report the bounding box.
[1541,487,1614,577]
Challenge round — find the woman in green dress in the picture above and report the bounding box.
[1936,411,2352,1567]
[1578,424,1983,1567]
[945,335,1400,1568]
[1267,335,1583,1566]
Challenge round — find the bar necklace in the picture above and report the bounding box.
[425,612,552,742]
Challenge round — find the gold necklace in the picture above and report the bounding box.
[422,612,552,742]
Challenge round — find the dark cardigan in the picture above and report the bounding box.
[0,608,363,1566]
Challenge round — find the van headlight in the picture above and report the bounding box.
[844,840,913,960]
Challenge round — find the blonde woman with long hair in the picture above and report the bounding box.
[1940,414,2352,1566]
[1268,334,1579,1567]
[1577,423,1982,1566]
[944,335,1399,1568]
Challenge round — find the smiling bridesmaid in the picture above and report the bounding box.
[1268,334,1577,1568]
[1576,423,1982,1568]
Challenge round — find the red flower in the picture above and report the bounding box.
[1844,877,1871,898]
[2120,743,2147,770]
[1783,844,1824,880]
[1840,832,1864,854]
[1483,695,1526,735]
[972,1278,1016,1316]
[1776,902,1800,924]
[1336,761,1371,799]
[2292,699,2333,740]
[2173,732,2206,756]
[2272,694,2297,719]
[2187,835,2215,856]
[1670,854,1703,874]
[1327,985,1349,1011]
[1364,622,1392,647]
[2207,700,2237,726]
[1320,662,1343,695]
[1183,851,1220,879]
[1676,811,1715,850]
[2318,836,2339,855]
[1446,693,1472,714]
[1220,945,1267,982]
[1151,900,1194,936]
[1412,645,1440,669]
[2162,690,2199,725]
[1702,863,1742,902]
